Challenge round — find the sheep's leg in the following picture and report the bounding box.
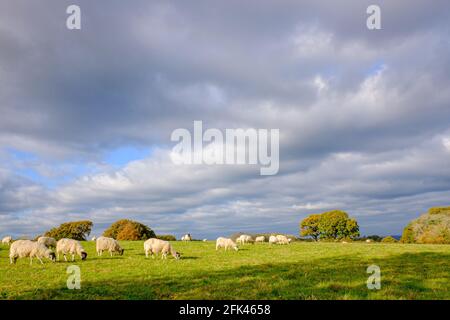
[38,256,44,264]
[63,254,68,262]
[110,250,113,257]
[30,257,33,266]
[145,250,148,258]
[71,254,75,261]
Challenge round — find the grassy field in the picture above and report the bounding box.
[0,241,449,300]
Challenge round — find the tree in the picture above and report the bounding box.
[318,210,359,240]
[299,210,360,241]
[300,214,321,241]
[103,219,155,240]
[44,220,93,241]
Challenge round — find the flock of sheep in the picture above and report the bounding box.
[1,233,291,265]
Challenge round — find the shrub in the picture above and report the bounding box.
[103,219,155,240]
[381,236,398,243]
[44,220,93,241]
[156,234,176,241]
[400,206,450,244]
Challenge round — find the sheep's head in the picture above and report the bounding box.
[234,246,239,251]
[81,252,87,260]
[120,249,125,256]
[174,251,181,260]
[48,252,56,262]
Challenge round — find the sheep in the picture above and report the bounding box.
[216,237,238,251]
[37,236,57,248]
[236,234,254,244]
[366,239,372,243]
[96,236,124,257]
[269,235,278,244]
[9,240,56,265]
[255,236,265,243]
[2,236,12,246]
[276,235,290,245]
[181,234,192,241]
[91,236,97,241]
[56,238,87,262]
[144,238,180,259]
[202,239,208,242]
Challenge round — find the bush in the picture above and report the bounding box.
[44,220,93,241]
[103,219,155,240]
[156,234,176,241]
[381,236,398,243]
[400,207,450,244]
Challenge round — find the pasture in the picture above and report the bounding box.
[0,241,449,300]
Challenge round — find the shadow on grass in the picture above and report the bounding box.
[12,251,450,300]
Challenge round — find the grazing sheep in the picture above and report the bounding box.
[216,237,238,251]
[96,236,124,257]
[91,236,97,241]
[144,238,180,259]
[9,240,56,265]
[269,235,278,244]
[276,235,290,245]
[202,239,208,242]
[2,236,12,246]
[56,238,87,262]
[255,236,265,243]
[37,236,57,248]
[236,235,254,244]
[366,239,372,243]
[181,234,192,241]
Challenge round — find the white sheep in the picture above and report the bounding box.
[2,236,12,246]
[144,238,180,259]
[276,235,290,245]
[96,236,124,257]
[236,234,254,244]
[56,238,87,262]
[91,236,97,241]
[255,236,265,243]
[202,239,208,242]
[9,240,56,265]
[181,234,192,241]
[216,237,238,251]
[269,235,278,244]
[37,236,57,248]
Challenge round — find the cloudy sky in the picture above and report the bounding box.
[0,0,449,239]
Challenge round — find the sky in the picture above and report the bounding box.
[0,0,449,239]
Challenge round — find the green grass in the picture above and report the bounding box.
[0,241,449,300]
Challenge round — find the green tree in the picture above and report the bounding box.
[299,210,360,240]
[103,219,155,240]
[300,214,321,241]
[44,220,93,241]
